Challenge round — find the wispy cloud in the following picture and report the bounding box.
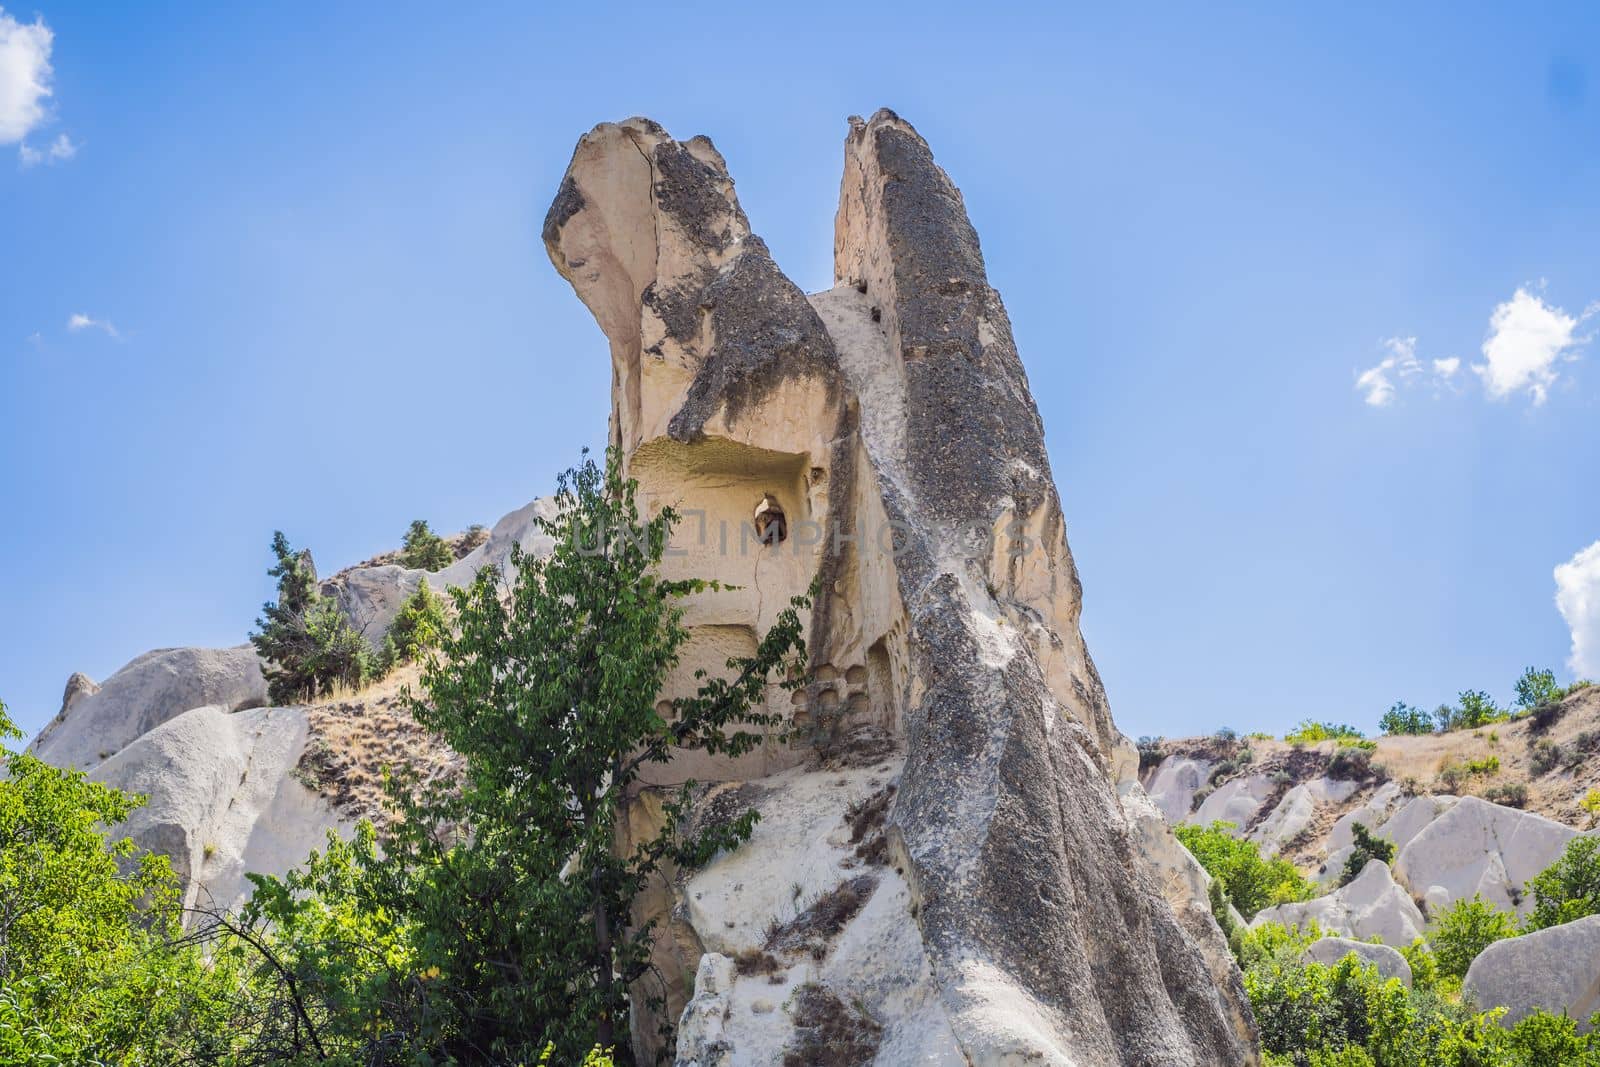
[1473,287,1591,405]
[67,312,119,338]
[1355,336,1435,406]
[1555,541,1600,679]
[1432,357,1460,379]
[19,130,75,167]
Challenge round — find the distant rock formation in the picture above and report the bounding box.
[545,109,1258,1066]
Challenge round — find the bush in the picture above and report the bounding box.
[1582,789,1600,829]
[1174,821,1315,920]
[1136,735,1165,772]
[1482,782,1528,809]
[250,532,372,703]
[1436,690,1506,732]
[1514,666,1561,711]
[1327,747,1379,781]
[400,519,453,571]
[1378,702,1434,736]
[1285,720,1365,745]
[1528,739,1563,776]
[1338,822,1396,887]
[1215,726,1239,743]
[379,579,449,670]
[1525,835,1600,932]
[1429,895,1518,979]
[1465,755,1500,776]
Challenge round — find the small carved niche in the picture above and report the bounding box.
[753,494,787,544]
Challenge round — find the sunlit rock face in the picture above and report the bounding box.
[545,109,1259,1067]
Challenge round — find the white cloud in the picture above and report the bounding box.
[1432,357,1460,378]
[1473,288,1590,404]
[19,129,74,167]
[0,7,53,144]
[1555,541,1600,678]
[1355,336,1424,406]
[67,312,118,338]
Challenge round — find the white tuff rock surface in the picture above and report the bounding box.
[1463,915,1600,1031]
[1392,796,1584,917]
[31,645,267,770]
[1253,860,1425,948]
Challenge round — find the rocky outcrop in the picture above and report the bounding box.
[545,110,1258,1065]
[1392,797,1584,917]
[1305,937,1413,987]
[1144,755,1214,823]
[31,645,267,770]
[89,703,349,913]
[1254,859,1425,948]
[1463,915,1600,1030]
[1249,777,1361,856]
[321,497,558,651]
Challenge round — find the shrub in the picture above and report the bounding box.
[400,519,453,571]
[1136,735,1165,772]
[1465,755,1500,776]
[250,532,372,703]
[458,523,489,557]
[1378,702,1434,736]
[1482,782,1528,808]
[1525,835,1600,932]
[1338,822,1396,887]
[1582,789,1600,829]
[1173,821,1315,920]
[379,579,449,670]
[1284,720,1365,745]
[1327,747,1378,782]
[1528,739,1563,776]
[1215,726,1238,743]
[1436,690,1506,732]
[1514,666,1561,711]
[1429,895,1518,979]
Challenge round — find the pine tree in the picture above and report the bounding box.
[399,519,452,572]
[250,532,371,703]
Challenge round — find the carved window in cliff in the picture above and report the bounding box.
[753,494,787,545]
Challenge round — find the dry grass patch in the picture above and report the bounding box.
[782,983,881,1067]
[765,874,878,961]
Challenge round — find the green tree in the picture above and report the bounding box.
[250,532,372,703]
[1525,835,1600,932]
[1284,721,1365,744]
[0,700,236,1062]
[1338,822,1396,887]
[399,449,809,1058]
[1436,690,1505,732]
[239,450,811,1063]
[399,519,452,571]
[1174,821,1315,919]
[1378,702,1433,736]
[1513,667,1561,711]
[1429,895,1519,979]
[379,579,449,670]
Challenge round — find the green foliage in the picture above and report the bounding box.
[1243,918,1600,1066]
[1482,782,1528,809]
[250,531,372,703]
[399,519,452,571]
[1465,755,1500,776]
[1436,690,1506,733]
[0,700,238,1063]
[1525,835,1600,932]
[379,579,448,670]
[1513,667,1561,711]
[1174,821,1315,919]
[225,450,811,1062]
[1285,720,1366,745]
[1338,822,1396,887]
[1429,895,1519,979]
[1136,735,1164,771]
[1379,702,1434,736]
[1582,788,1600,829]
[1327,746,1380,782]
[1528,739,1563,776]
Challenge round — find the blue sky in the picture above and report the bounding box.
[3,2,1598,742]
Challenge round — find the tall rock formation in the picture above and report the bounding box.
[545,109,1258,1066]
